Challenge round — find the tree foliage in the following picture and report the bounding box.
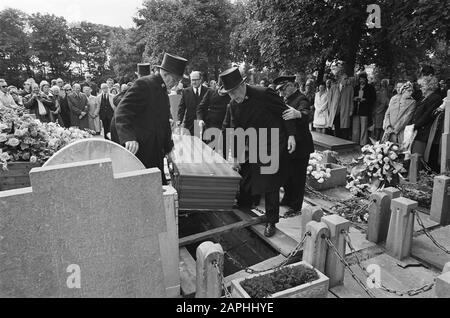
[135,0,235,79]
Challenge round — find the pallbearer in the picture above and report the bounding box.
[111,53,188,184]
[274,75,314,215]
[220,67,297,237]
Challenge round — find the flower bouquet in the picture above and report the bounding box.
[307,152,331,185]
[0,107,92,170]
[356,140,406,188]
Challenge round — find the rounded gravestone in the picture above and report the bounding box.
[43,139,145,174]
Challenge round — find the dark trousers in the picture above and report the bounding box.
[283,156,309,211]
[265,190,281,225]
[100,111,114,139]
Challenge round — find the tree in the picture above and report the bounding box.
[0,8,31,84]
[28,13,76,78]
[109,27,145,83]
[69,22,116,79]
[135,0,234,79]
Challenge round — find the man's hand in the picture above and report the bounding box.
[125,141,139,155]
[287,136,296,154]
[198,120,206,128]
[283,106,301,121]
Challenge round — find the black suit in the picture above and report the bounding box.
[110,74,173,184]
[282,90,314,211]
[224,85,297,225]
[178,86,209,136]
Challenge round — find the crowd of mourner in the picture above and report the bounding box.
[0,56,449,237]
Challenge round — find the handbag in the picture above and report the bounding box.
[37,100,47,116]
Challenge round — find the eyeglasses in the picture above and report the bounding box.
[0,85,7,88]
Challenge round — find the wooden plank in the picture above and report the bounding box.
[179,247,197,296]
[233,209,299,257]
[179,217,266,247]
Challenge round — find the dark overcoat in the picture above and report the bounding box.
[177,86,209,135]
[197,89,230,129]
[225,85,297,195]
[285,90,314,159]
[110,74,173,180]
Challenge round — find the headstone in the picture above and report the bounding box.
[43,139,145,174]
[430,175,450,226]
[408,153,422,183]
[440,90,450,173]
[0,159,168,297]
[300,206,323,237]
[383,187,401,201]
[195,242,224,298]
[43,138,180,297]
[386,197,418,260]
[303,221,329,274]
[321,215,350,288]
[435,272,450,298]
[367,192,391,243]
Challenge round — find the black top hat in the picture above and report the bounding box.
[154,53,188,78]
[136,63,151,77]
[218,67,246,94]
[273,75,296,91]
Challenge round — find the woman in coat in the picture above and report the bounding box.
[23,83,55,122]
[382,82,416,145]
[373,79,390,140]
[313,82,328,133]
[411,76,443,171]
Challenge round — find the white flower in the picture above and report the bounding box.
[318,178,325,184]
[326,168,331,174]
[0,133,7,143]
[30,156,37,163]
[6,137,20,147]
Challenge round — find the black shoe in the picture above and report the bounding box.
[264,223,276,238]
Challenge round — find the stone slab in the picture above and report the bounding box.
[331,254,438,298]
[44,139,145,174]
[412,226,450,271]
[436,272,450,298]
[345,227,376,255]
[0,159,168,298]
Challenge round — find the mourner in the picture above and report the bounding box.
[96,83,116,139]
[178,71,209,136]
[274,75,314,215]
[220,67,297,238]
[197,80,230,152]
[111,53,188,185]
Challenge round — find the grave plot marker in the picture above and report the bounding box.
[367,192,391,243]
[321,215,350,287]
[430,175,450,226]
[0,159,168,298]
[386,197,418,261]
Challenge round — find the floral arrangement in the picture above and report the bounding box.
[307,152,331,184]
[0,107,92,170]
[357,140,406,187]
[345,174,372,197]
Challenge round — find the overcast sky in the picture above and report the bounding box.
[0,0,144,28]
